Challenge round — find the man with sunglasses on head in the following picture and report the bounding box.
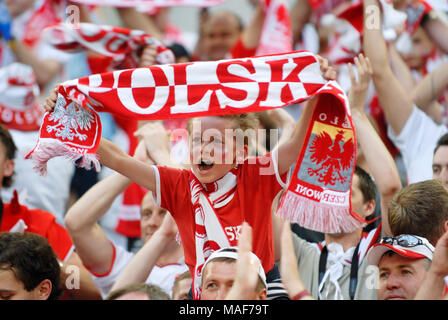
[367,234,435,300]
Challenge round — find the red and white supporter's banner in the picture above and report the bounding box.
[27,50,328,172]
[70,0,226,7]
[255,0,293,56]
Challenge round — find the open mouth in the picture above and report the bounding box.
[198,160,214,172]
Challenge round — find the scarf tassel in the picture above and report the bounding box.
[26,139,100,176]
[277,190,365,234]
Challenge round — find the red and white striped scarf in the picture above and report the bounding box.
[255,0,293,56]
[42,23,175,70]
[189,168,238,299]
[21,0,64,49]
[27,51,329,171]
[26,51,363,289]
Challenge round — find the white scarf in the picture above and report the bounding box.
[318,242,355,300]
[189,168,238,299]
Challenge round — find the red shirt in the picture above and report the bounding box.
[154,154,285,276]
[0,193,74,262]
[230,37,257,59]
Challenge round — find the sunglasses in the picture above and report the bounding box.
[380,235,433,252]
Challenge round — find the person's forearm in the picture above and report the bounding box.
[279,222,314,300]
[276,97,316,175]
[352,110,401,236]
[61,252,102,300]
[241,3,265,49]
[363,0,413,135]
[389,43,415,92]
[363,0,390,79]
[117,7,163,41]
[11,42,61,86]
[290,0,312,44]
[111,231,170,292]
[65,172,131,232]
[274,109,296,146]
[285,277,313,300]
[412,62,448,111]
[97,138,157,191]
[422,12,448,54]
[414,269,446,300]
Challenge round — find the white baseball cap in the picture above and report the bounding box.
[202,247,267,288]
[367,234,435,266]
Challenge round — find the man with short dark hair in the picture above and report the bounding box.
[0,124,101,300]
[0,232,62,300]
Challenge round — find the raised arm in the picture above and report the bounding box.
[64,171,133,274]
[275,56,337,175]
[96,138,157,192]
[421,10,448,55]
[110,213,179,292]
[61,252,102,299]
[290,0,312,45]
[10,42,62,87]
[348,54,401,237]
[411,61,448,113]
[64,140,154,274]
[363,0,415,136]
[117,7,164,41]
[388,43,415,93]
[265,108,296,147]
[389,43,445,124]
[43,86,161,194]
[414,229,448,300]
[279,221,313,300]
[240,1,266,51]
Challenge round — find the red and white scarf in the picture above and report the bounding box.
[20,0,64,49]
[26,50,362,283]
[27,51,328,170]
[0,63,44,132]
[42,23,175,70]
[189,168,238,299]
[276,81,365,233]
[255,0,293,56]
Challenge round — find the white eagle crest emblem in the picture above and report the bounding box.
[46,96,94,141]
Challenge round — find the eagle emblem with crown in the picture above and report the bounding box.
[307,130,355,186]
[46,97,94,142]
